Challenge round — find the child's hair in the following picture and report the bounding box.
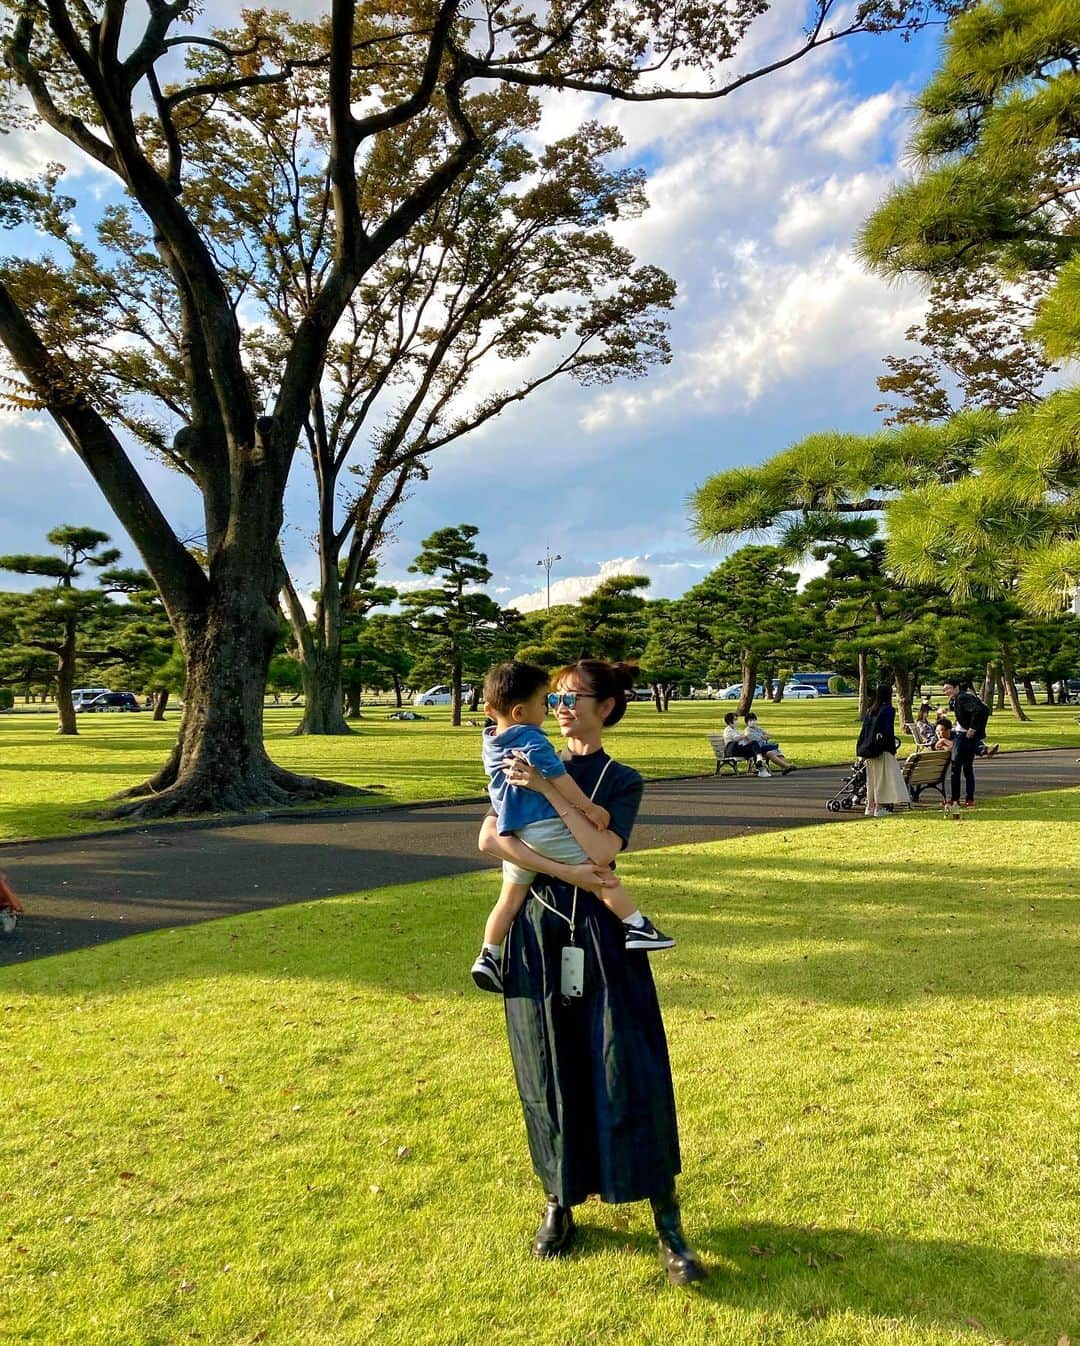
[938,716,953,734]
[483,661,549,715]
[744,712,758,724]
[551,659,637,727]
[723,711,737,726]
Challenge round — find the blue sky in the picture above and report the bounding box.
[0,3,947,609]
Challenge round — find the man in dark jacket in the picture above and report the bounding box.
[941,679,990,810]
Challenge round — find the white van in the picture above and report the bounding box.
[72,687,111,709]
[412,684,473,706]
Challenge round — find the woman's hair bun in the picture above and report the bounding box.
[610,662,639,694]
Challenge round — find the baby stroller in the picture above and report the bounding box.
[826,759,867,812]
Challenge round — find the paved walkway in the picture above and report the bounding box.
[2,749,1076,966]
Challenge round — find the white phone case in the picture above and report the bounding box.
[560,945,585,998]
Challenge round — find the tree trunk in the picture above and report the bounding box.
[857,650,870,719]
[1044,671,1055,704]
[893,667,914,728]
[55,615,78,735]
[1021,676,1037,705]
[773,676,786,704]
[762,673,774,701]
[981,662,994,705]
[101,579,364,820]
[451,656,463,727]
[293,645,353,735]
[1000,648,1030,722]
[469,684,482,713]
[152,689,169,721]
[345,684,363,719]
[392,673,403,708]
[662,684,672,711]
[737,652,757,718]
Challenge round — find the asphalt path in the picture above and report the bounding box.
[1,748,1076,966]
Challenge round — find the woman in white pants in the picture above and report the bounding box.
[860,683,910,817]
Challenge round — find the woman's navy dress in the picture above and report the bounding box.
[502,749,681,1207]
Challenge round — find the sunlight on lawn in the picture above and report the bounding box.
[1,700,1078,841]
[1,791,1077,1345]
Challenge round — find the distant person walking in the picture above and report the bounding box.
[941,678,991,812]
[857,683,910,817]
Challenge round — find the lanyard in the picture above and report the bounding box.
[530,756,613,942]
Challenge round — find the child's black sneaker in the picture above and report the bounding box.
[471,948,504,992]
[624,918,675,952]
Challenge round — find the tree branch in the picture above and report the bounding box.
[0,279,209,624]
[462,20,889,103]
[351,0,460,143]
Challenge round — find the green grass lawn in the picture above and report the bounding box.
[1,790,1077,1345]
[1,699,1078,842]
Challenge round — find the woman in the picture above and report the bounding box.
[906,702,935,748]
[858,682,910,817]
[722,710,759,768]
[478,658,705,1286]
[743,712,795,775]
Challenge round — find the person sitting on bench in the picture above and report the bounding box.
[722,712,760,769]
[744,712,796,775]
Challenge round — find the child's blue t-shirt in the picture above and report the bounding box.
[482,723,567,834]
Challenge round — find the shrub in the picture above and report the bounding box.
[827,675,851,695]
[0,689,13,711]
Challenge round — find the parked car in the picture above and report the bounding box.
[72,687,111,709]
[783,683,819,699]
[412,684,473,706]
[79,692,141,713]
[632,687,656,701]
[718,684,764,700]
[791,671,839,694]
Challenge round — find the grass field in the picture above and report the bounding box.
[1,789,1077,1345]
[2,699,1078,843]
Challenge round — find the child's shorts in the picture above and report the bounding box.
[503,817,589,886]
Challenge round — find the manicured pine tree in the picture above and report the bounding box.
[0,526,121,734]
[401,526,501,728]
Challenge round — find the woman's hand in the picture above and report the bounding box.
[559,862,617,895]
[502,749,551,795]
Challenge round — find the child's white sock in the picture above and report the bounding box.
[622,911,646,928]
[483,942,502,958]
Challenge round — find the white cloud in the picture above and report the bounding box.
[505,554,709,612]
[816,91,904,159]
[772,170,893,249]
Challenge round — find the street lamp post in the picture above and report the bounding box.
[536,547,562,611]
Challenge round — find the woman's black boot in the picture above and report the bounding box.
[531,1195,575,1259]
[650,1188,707,1285]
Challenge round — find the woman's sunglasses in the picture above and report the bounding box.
[547,691,595,710]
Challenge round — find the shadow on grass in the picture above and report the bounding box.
[570,1219,1076,1340]
[3,827,1078,1004]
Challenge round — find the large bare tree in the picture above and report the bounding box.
[0,0,955,818]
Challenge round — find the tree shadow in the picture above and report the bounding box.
[3,822,1078,1006]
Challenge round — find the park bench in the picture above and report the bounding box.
[900,750,950,804]
[707,733,754,776]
